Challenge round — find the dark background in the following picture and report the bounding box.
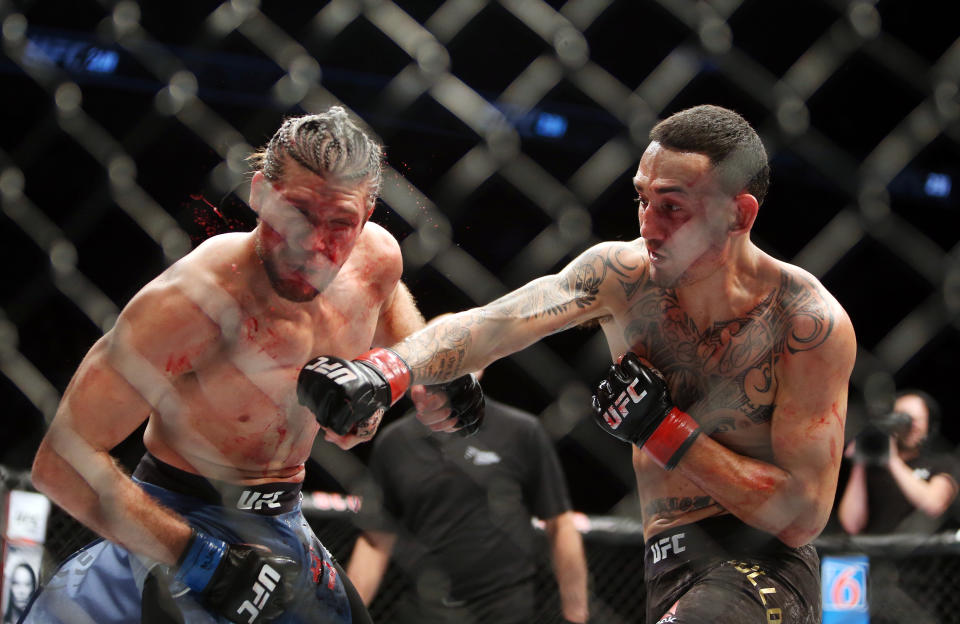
[1,0,958,518]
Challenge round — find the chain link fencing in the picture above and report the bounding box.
[2,0,960,622]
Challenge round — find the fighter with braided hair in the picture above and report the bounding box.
[25,106,483,624]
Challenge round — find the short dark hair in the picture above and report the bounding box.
[249,106,384,205]
[649,104,770,206]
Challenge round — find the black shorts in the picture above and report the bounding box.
[644,515,821,624]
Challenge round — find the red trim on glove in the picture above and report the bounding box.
[644,407,701,470]
[357,348,411,404]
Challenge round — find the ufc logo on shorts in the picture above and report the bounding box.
[603,379,647,429]
[303,357,357,385]
[237,564,281,623]
[650,533,686,563]
[237,490,281,511]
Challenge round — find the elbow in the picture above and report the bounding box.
[776,526,821,549]
[918,500,951,518]
[776,504,830,547]
[837,506,867,535]
[838,514,865,536]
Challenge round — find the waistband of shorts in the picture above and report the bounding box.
[132,452,302,516]
[643,514,792,578]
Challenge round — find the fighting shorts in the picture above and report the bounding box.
[22,453,370,624]
[644,514,821,624]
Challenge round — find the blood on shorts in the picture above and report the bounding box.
[309,548,323,584]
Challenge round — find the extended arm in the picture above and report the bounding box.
[394,244,620,385]
[544,512,589,623]
[298,244,623,434]
[345,531,396,605]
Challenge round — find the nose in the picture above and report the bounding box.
[639,208,663,243]
[300,229,327,252]
[301,230,342,264]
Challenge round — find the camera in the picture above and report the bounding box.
[854,411,913,465]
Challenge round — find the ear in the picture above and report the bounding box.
[730,192,759,234]
[249,171,266,215]
[364,196,377,222]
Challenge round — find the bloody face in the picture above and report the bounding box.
[253,166,371,302]
[634,142,737,288]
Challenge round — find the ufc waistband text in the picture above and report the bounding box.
[650,532,686,564]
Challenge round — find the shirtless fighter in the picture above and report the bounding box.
[298,105,857,623]
[24,107,482,623]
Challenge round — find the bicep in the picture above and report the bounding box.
[53,286,219,454]
[770,321,856,489]
[52,334,157,456]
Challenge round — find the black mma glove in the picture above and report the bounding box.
[297,348,411,435]
[592,352,701,470]
[426,373,485,437]
[175,529,298,623]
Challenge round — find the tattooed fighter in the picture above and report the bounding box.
[300,105,856,623]
[25,108,481,624]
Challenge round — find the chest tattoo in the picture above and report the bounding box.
[624,271,834,431]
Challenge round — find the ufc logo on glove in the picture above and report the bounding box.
[302,357,358,385]
[602,379,647,429]
[237,564,282,623]
[592,353,701,470]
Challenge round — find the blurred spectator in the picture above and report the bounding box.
[346,394,589,624]
[838,390,959,534]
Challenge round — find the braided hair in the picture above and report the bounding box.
[249,107,384,206]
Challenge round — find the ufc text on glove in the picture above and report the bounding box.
[591,352,701,470]
[297,348,411,435]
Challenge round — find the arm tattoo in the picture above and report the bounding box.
[397,310,483,383]
[645,496,723,519]
[397,245,643,383]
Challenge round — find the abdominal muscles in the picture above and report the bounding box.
[143,364,320,484]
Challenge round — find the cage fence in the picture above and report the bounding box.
[1,0,960,623]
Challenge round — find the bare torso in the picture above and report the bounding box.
[592,241,839,537]
[141,228,397,484]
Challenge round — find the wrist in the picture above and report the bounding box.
[643,407,701,470]
[357,348,411,404]
[174,529,228,593]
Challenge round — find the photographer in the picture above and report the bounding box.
[838,390,959,535]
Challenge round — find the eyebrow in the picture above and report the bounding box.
[633,180,688,195]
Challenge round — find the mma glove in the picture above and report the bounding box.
[175,529,298,624]
[297,348,411,435]
[426,373,485,437]
[592,352,701,470]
